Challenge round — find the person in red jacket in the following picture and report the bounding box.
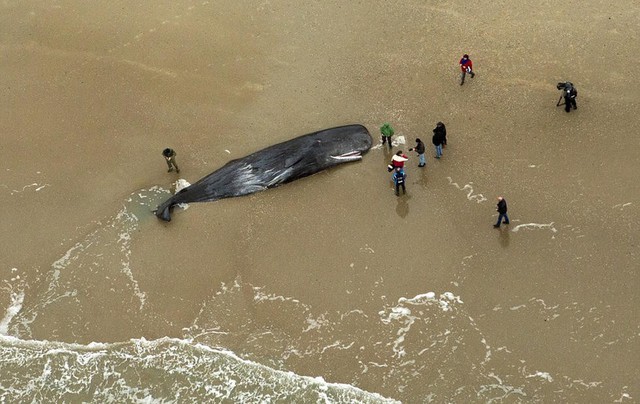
[390,151,409,170]
[459,54,475,85]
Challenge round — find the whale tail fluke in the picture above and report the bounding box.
[155,200,174,222]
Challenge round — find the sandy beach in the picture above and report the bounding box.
[1,0,639,401]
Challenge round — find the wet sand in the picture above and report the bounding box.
[2,0,639,401]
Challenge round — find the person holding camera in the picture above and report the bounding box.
[409,138,426,167]
[564,86,577,113]
[557,82,578,113]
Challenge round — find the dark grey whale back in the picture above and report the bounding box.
[156,124,372,221]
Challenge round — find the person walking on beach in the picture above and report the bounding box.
[162,148,180,173]
[494,196,510,228]
[392,167,406,196]
[432,126,445,159]
[380,122,395,150]
[459,54,475,85]
[390,150,409,170]
[409,138,426,167]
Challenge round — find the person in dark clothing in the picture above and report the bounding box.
[563,84,578,113]
[432,124,446,159]
[380,123,394,149]
[162,148,180,173]
[434,122,447,148]
[392,167,406,196]
[494,196,510,228]
[409,138,426,167]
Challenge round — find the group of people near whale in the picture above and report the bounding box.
[155,53,573,227]
[382,121,447,196]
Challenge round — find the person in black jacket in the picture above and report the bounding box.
[436,122,447,148]
[409,138,426,167]
[563,85,577,113]
[432,123,446,159]
[494,196,510,228]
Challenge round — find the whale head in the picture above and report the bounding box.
[315,124,373,164]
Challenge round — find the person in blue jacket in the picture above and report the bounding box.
[392,167,406,196]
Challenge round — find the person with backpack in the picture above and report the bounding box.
[432,124,446,159]
[434,121,447,148]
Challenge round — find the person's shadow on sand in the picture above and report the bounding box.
[396,194,410,218]
[498,226,510,248]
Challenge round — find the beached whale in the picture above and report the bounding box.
[155,124,372,221]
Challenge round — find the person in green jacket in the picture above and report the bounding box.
[380,123,394,150]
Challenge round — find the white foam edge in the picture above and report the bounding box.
[0,335,399,402]
[0,289,25,335]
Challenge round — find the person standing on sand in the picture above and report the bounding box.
[494,196,510,228]
[162,148,180,173]
[434,121,447,148]
[380,122,394,150]
[564,84,578,113]
[432,126,445,159]
[392,167,406,196]
[409,138,426,167]
[459,54,475,85]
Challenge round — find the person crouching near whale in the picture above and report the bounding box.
[390,150,409,171]
[162,148,180,174]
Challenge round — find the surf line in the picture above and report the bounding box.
[511,222,557,233]
[446,177,487,203]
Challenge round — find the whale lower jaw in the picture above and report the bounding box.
[331,151,363,161]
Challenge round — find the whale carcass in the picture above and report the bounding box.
[155,124,372,221]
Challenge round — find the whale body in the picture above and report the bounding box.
[155,124,372,221]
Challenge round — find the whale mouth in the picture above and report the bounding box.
[331,151,362,161]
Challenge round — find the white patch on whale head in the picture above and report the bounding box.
[331,150,362,161]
